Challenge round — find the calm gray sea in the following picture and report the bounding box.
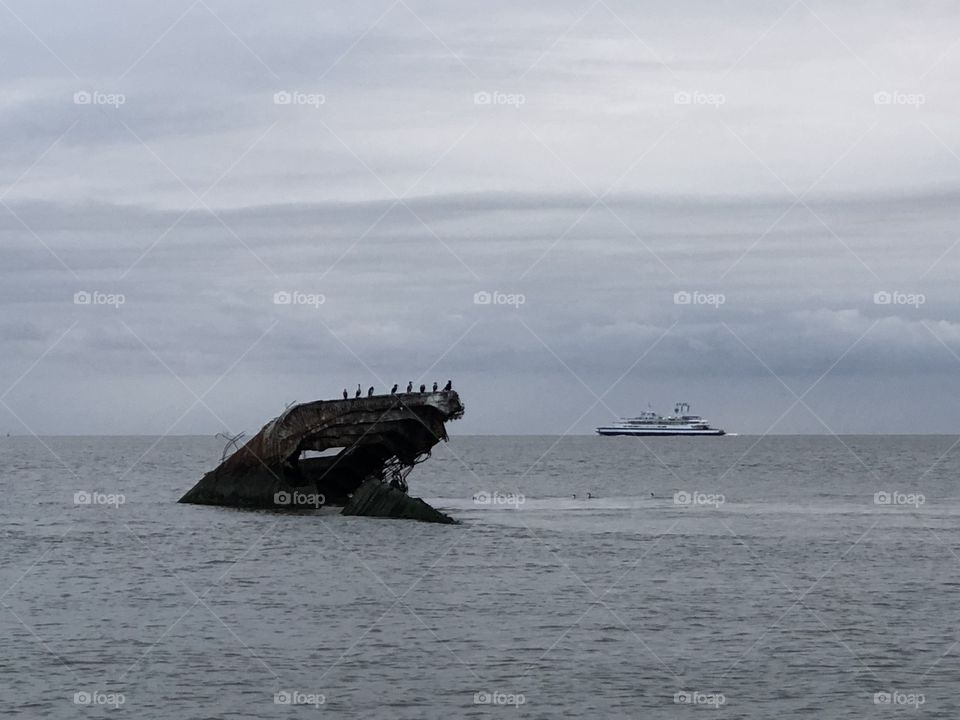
[1,434,958,718]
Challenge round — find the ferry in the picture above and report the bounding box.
[596,403,726,436]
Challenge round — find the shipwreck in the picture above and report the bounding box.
[179,390,464,523]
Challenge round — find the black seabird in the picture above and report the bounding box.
[355,384,361,398]
[433,382,438,392]
[367,386,374,397]
[406,381,413,393]
[391,384,398,394]
[342,389,348,399]
[419,383,425,393]
[443,380,452,391]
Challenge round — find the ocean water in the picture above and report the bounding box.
[1,434,959,718]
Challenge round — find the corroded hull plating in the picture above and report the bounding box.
[179,391,464,513]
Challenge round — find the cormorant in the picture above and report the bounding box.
[587,492,593,499]
[355,384,361,398]
[391,384,398,394]
[443,380,452,391]
[406,381,413,393]
[432,382,438,392]
[342,389,348,400]
[367,386,374,397]
[419,383,425,393]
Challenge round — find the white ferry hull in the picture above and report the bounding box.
[596,427,726,436]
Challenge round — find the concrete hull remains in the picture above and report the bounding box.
[179,391,464,522]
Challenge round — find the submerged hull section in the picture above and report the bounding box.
[179,391,464,521]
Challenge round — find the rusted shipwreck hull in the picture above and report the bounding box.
[179,391,463,520]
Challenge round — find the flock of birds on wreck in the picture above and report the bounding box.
[342,379,453,399]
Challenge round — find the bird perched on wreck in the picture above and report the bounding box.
[406,381,413,393]
[342,389,348,400]
[419,383,426,393]
[433,382,438,392]
[355,384,361,398]
[367,386,374,397]
[391,383,398,394]
[443,380,452,391]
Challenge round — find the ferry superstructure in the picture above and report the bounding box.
[596,403,726,436]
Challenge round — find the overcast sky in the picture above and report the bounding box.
[2,0,960,436]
